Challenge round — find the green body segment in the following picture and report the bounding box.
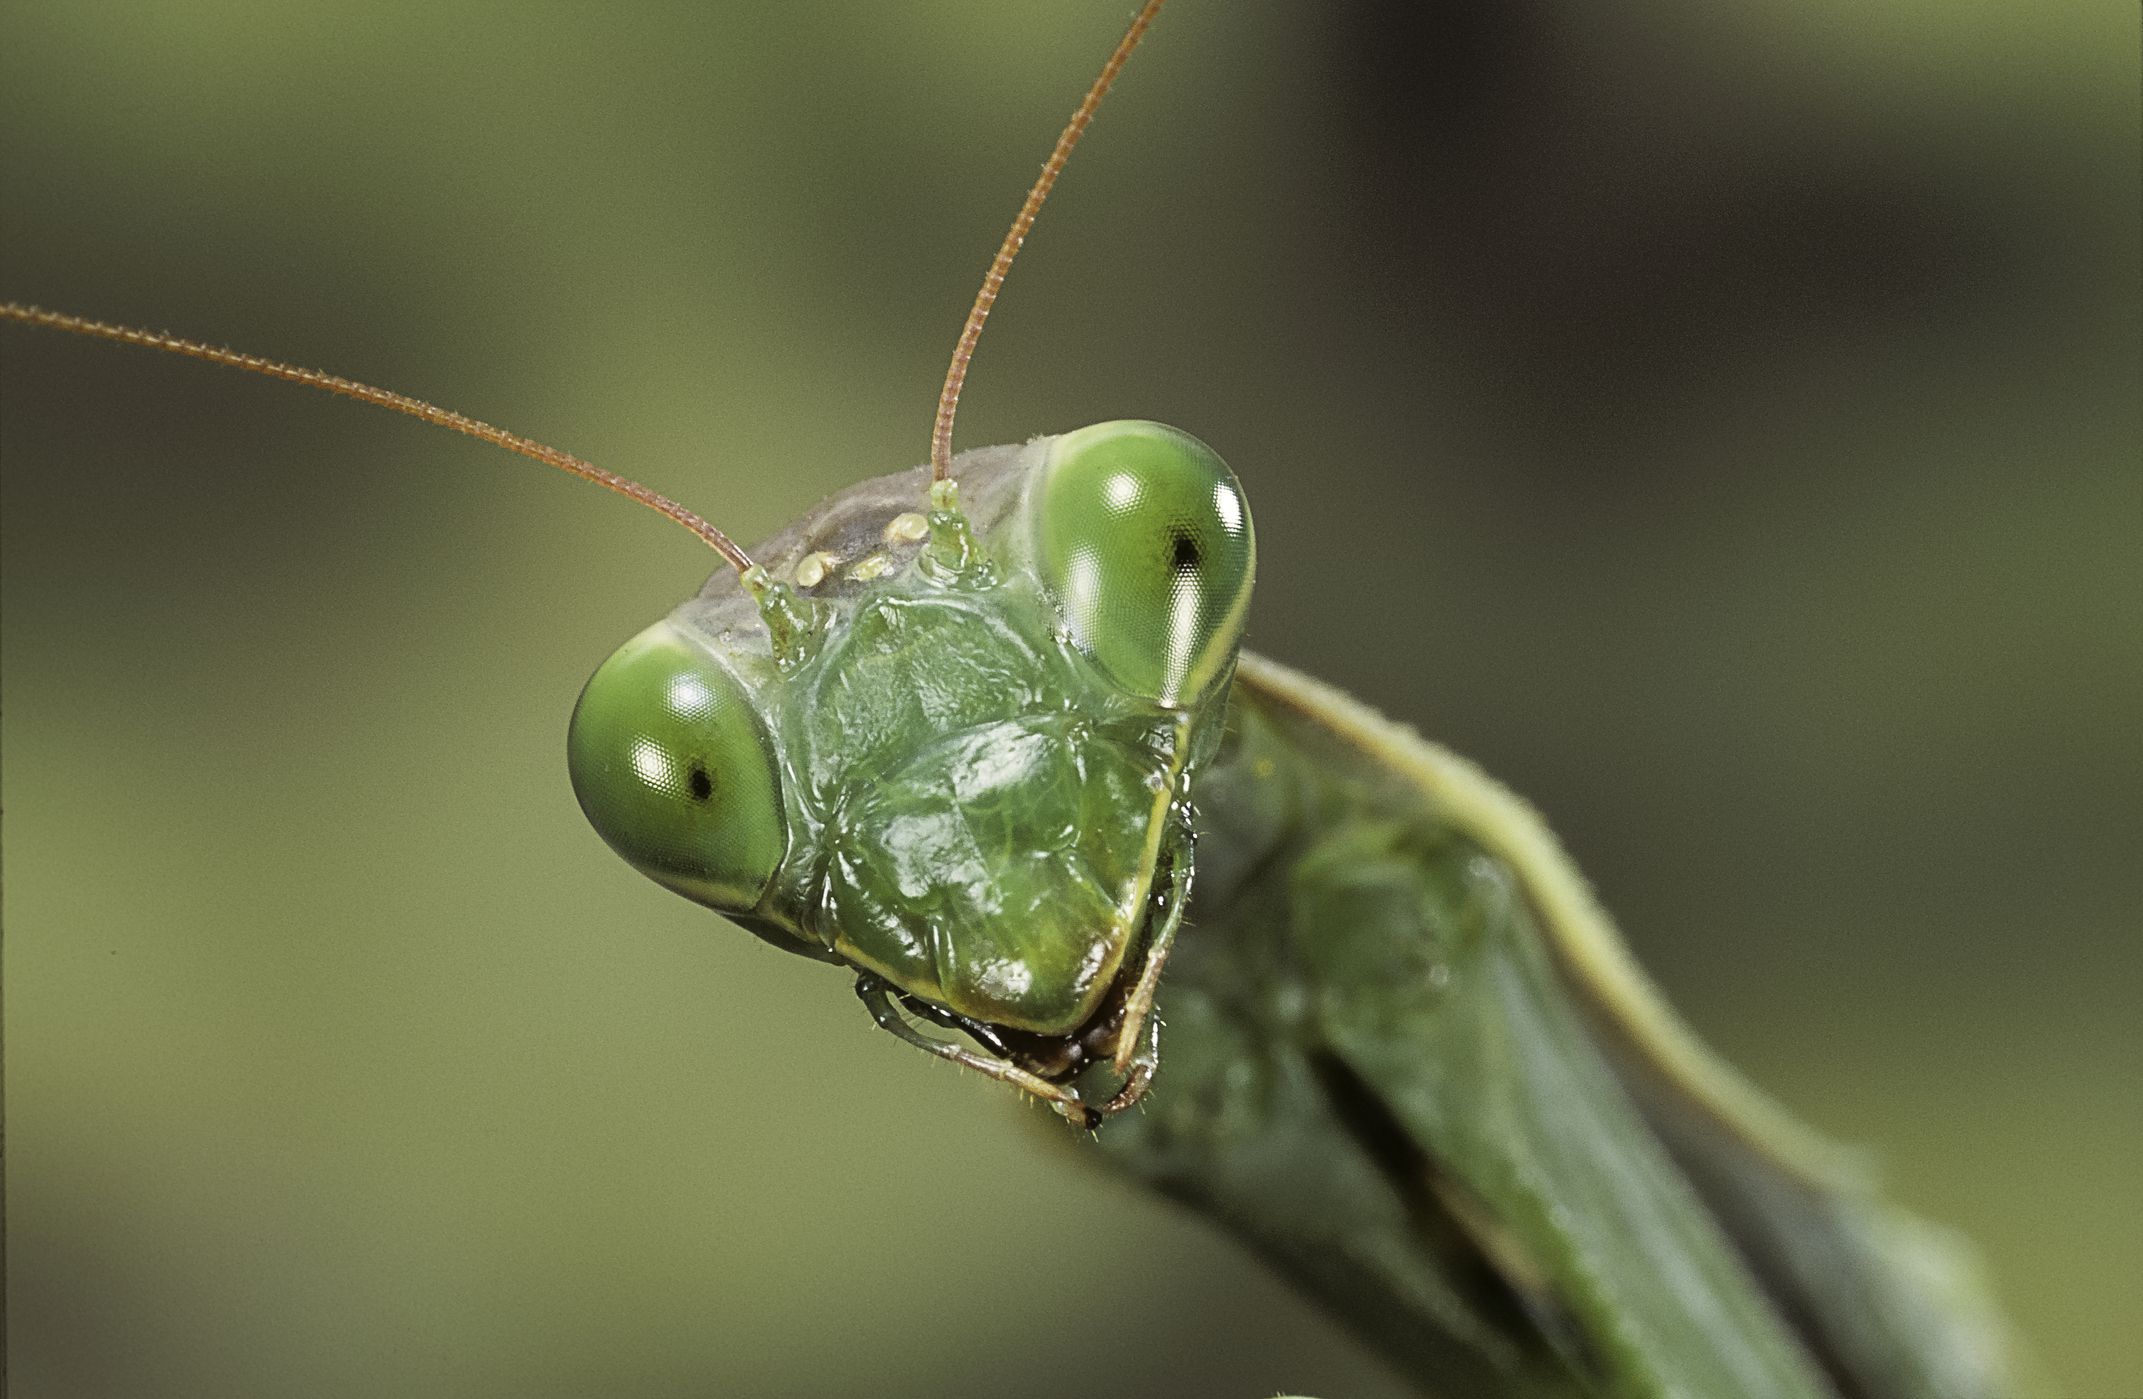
[799,589,1184,1030]
[1097,652,2032,1399]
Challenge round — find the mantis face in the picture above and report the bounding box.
[566,420,1254,1117]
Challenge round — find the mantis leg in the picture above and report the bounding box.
[1094,1012,1162,1116]
[854,974,1102,1129]
[1105,823,1195,1098]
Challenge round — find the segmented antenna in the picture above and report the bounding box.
[0,301,755,573]
[930,0,1168,484]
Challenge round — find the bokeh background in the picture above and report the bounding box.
[3,3,2136,1396]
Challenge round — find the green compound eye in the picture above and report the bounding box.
[1033,420,1255,706]
[568,621,787,911]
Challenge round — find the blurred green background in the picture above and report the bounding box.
[2,3,2136,1396]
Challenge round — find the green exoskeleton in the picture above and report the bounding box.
[1,2,2037,1396]
[568,421,1249,1123]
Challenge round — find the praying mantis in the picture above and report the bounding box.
[8,2,2117,1396]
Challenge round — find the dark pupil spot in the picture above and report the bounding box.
[687,765,715,802]
[1168,528,1202,576]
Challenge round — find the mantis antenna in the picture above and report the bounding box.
[0,301,756,575]
[930,0,1168,484]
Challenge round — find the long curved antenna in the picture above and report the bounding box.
[0,301,755,574]
[929,0,1168,484]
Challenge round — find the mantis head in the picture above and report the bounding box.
[567,422,1253,1122]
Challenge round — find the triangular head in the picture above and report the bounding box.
[566,421,1254,1122]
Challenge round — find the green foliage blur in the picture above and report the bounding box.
[3,3,2135,1395]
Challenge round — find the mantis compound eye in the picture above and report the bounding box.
[1032,420,1256,707]
[568,621,787,911]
